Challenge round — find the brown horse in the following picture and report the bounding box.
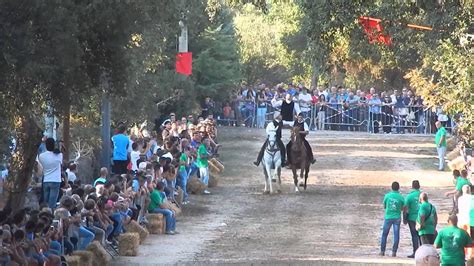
[290,126,311,192]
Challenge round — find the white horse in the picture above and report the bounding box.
[262,128,282,194]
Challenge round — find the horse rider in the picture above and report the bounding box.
[253,114,286,167]
[286,113,316,165]
[271,93,300,126]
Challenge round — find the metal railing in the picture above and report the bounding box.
[216,100,454,134]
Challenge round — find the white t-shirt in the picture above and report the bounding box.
[66,169,77,183]
[298,93,312,112]
[130,150,141,171]
[38,151,63,183]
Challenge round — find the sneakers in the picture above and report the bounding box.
[203,190,211,195]
[379,251,385,256]
[407,254,415,258]
[391,252,397,257]
[165,231,175,235]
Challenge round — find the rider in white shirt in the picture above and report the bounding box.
[254,114,286,167]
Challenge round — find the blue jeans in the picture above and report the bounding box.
[43,182,61,209]
[178,169,189,201]
[110,212,123,237]
[188,162,198,178]
[151,208,176,232]
[437,146,446,170]
[257,107,267,128]
[380,218,401,253]
[78,226,95,250]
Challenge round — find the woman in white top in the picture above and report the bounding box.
[38,138,63,209]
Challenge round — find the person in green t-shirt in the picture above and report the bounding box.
[445,169,471,214]
[380,181,405,257]
[403,180,421,258]
[197,137,211,194]
[416,192,438,245]
[148,182,177,235]
[177,138,190,204]
[435,121,447,171]
[434,215,472,266]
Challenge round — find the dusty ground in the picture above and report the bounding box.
[115,127,455,266]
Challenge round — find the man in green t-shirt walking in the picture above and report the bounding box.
[381,181,405,257]
[435,121,447,171]
[403,180,421,258]
[435,215,472,266]
[416,192,438,245]
[197,137,211,194]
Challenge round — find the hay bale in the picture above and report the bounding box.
[169,203,182,217]
[208,174,219,188]
[118,232,140,256]
[209,161,220,176]
[65,255,81,266]
[124,220,149,244]
[210,158,225,172]
[72,251,93,266]
[86,241,112,266]
[447,137,457,151]
[447,146,461,161]
[187,177,206,194]
[146,213,164,234]
[448,156,466,171]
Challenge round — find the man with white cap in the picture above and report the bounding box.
[414,244,439,266]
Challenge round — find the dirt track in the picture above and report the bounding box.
[116,127,454,265]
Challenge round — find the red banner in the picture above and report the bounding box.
[176,52,192,76]
[358,16,392,46]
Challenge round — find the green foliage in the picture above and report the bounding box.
[233,1,304,84]
[194,24,242,101]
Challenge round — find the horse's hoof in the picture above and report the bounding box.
[263,191,270,195]
[272,179,276,183]
[277,189,282,194]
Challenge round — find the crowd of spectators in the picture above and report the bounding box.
[0,113,220,265]
[218,82,452,134]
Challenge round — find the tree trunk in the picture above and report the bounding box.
[310,59,320,89]
[4,112,42,210]
[62,102,71,162]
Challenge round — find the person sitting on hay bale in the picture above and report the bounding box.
[148,182,178,235]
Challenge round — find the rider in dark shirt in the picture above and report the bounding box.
[286,113,316,165]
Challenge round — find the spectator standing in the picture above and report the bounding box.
[445,169,471,214]
[66,163,78,184]
[358,92,368,132]
[404,180,421,258]
[416,192,438,245]
[346,92,359,131]
[434,121,447,171]
[112,125,130,174]
[457,185,471,233]
[368,93,382,134]
[298,87,312,121]
[380,181,405,257]
[130,142,141,172]
[316,95,327,131]
[434,215,472,266]
[197,137,211,194]
[256,89,268,129]
[381,95,394,134]
[38,138,63,209]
